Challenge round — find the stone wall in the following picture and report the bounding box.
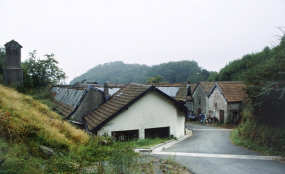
[192,84,208,116]
[3,40,23,86]
[208,87,227,123]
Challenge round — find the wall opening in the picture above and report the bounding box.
[111,129,139,141]
[145,127,170,139]
[220,109,224,123]
[198,108,201,116]
[229,110,239,124]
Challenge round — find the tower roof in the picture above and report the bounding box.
[4,40,23,49]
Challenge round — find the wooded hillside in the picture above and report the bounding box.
[69,60,213,85]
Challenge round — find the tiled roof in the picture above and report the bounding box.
[215,82,247,102]
[53,100,75,117]
[174,83,188,101]
[199,82,217,94]
[83,83,187,132]
[84,83,151,131]
[194,81,241,95]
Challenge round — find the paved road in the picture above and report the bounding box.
[151,123,285,174]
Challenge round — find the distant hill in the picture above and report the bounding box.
[69,60,213,85]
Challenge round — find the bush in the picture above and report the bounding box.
[231,108,285,155]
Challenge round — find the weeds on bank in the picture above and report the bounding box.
[231,122,285,156]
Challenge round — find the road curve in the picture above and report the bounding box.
[151,123,285,174]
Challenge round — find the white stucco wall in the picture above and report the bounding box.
[208,87,227,123]
[97,91,185,139]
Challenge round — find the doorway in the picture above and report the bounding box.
[220,110,224,123]
[198,108,201,116]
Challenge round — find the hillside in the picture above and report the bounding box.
[207,46,273,81]
[69,60,213,85]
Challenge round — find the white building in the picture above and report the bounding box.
[83,83,187,140]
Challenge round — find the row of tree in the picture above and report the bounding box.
[243,38,285,126]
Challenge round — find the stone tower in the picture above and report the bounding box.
[3,40,23,86]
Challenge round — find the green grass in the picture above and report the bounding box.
[123,137,171,147]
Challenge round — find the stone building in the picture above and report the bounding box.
[3,40,23,86]
[208,82,247,123]
[192,82,216,116]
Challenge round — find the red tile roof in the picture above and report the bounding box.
[215,82,247,102]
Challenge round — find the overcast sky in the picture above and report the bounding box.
[1,0,284,83]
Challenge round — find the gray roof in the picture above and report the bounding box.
[156,87,180,98]
[51,86,87,108]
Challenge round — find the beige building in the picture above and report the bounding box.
[83,83,187,140]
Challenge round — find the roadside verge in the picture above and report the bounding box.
[135,130,193,153]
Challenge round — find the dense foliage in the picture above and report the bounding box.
[207,46,273,81]
[21,50,67,90]
[69,60,212,85]
[243,39,285,126]
[231,36,285,155]
[146,75,166,83]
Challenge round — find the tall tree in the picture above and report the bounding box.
[22,50,67,89]
[244,39,285,126]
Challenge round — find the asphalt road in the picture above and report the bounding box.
[151,123,285,174]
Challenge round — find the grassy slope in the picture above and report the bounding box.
[0,84,92,173]
[0,84,89,147]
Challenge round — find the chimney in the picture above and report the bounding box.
[104,83,109,96]
[84,79,86,85]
